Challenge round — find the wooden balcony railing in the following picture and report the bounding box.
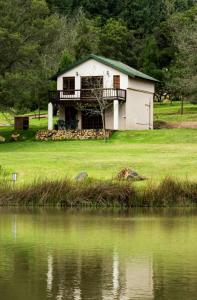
[48,88,126,103]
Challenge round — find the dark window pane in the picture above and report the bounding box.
[63,77,75,95]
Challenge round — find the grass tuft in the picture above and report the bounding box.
[0,177,196,207]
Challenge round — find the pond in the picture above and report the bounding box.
[0,208,197,300]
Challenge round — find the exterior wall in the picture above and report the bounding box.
[126,90,154,130]
[77,111,82,130]
[125,78,155,130]
[57,59,128,90]
[59,106,65,121]
[128,77,155,93]
[105,102,126,130]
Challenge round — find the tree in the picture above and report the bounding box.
[99,18,137,67]
[0,0,67,113]
[46,0,73,14]
[166,4,197,109]
[74,12,100,60]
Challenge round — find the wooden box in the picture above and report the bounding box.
[14,116,29,130]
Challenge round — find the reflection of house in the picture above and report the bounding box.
[123,257,154,300]
[102,253,154,300]
[48,54,157,131]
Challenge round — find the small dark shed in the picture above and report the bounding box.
[14,116,29,130]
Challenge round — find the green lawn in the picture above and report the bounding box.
[0,103,197,184]
[154,101,197,122]
[0,110,48,126]
[0,127,196,184]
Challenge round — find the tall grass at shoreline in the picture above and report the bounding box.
[0,177,196,207]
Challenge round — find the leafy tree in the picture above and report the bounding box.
[46,0,73,14]
[99,19,137,67]
[0,0,66,113]
[74,13,100,59]
[167,5,197,101]
[121,0,166,34]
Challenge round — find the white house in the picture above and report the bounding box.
[48,54,157,131]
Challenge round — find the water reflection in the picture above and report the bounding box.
[0,208,197,300]
[47,255,53,295]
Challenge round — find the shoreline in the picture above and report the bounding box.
[0,177,196,207]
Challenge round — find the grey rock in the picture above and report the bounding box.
[75,172,88,182]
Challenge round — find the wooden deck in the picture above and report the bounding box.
[49,88,126,103]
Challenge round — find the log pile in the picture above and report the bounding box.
[35,129,112,141]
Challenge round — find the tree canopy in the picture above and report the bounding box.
[0,0,196,113]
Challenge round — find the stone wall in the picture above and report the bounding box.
[35,129,112,141]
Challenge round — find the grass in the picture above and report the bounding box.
[0,126,196,184]
[0,110,48,126]
[0,177,196,206]
[0,102,196,184]
[154,101,197,122]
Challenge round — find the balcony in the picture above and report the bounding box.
[48,88,126,103]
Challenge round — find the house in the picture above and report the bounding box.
[48,54,157,131]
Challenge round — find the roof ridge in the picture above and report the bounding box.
[56,54,158,82]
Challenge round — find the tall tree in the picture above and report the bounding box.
[99,18,137,67]
[166,4,197,104]
[0,0,66,113]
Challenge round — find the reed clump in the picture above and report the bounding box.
[0,177,196,207]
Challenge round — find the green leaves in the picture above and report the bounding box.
[0,0,67,113]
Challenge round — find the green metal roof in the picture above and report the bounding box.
[57,54,158,82]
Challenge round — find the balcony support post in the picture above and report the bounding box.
[113,100,119,130]
[48,102,53,130]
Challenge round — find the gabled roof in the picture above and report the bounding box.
[57,54,158,82]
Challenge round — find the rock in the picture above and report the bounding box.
[75,172,88,182]
[11,133,20,141]
[117,168,147,181]
[0,136,5,142]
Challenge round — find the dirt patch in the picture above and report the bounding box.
[154,121,197,129]
[169,121,197,129]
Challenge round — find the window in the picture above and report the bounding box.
[81,76,103,98]
[113,75,120,89]
[63,77,75,94]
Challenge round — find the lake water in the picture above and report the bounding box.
[0,208,197,300]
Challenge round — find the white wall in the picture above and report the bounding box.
[105,103,126,130]
[128,77,155,93]
[57,59,128,90]
[125,77,155,130]
[126,90,154,130]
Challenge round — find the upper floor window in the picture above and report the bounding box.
[63,77,75,94]
[113,75,120,89]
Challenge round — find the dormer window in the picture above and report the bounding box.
[63,77,75,95]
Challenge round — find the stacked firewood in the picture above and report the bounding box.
[35,129,111,141]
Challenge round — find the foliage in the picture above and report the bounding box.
[0,0,197,114]
[0,0,67,113]
[99,19,137,67]
[166,5,197,101]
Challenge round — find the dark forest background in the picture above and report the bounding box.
[0,0,197,112]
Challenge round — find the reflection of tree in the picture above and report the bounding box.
[153,254,197,300]
[80,255,103,300]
